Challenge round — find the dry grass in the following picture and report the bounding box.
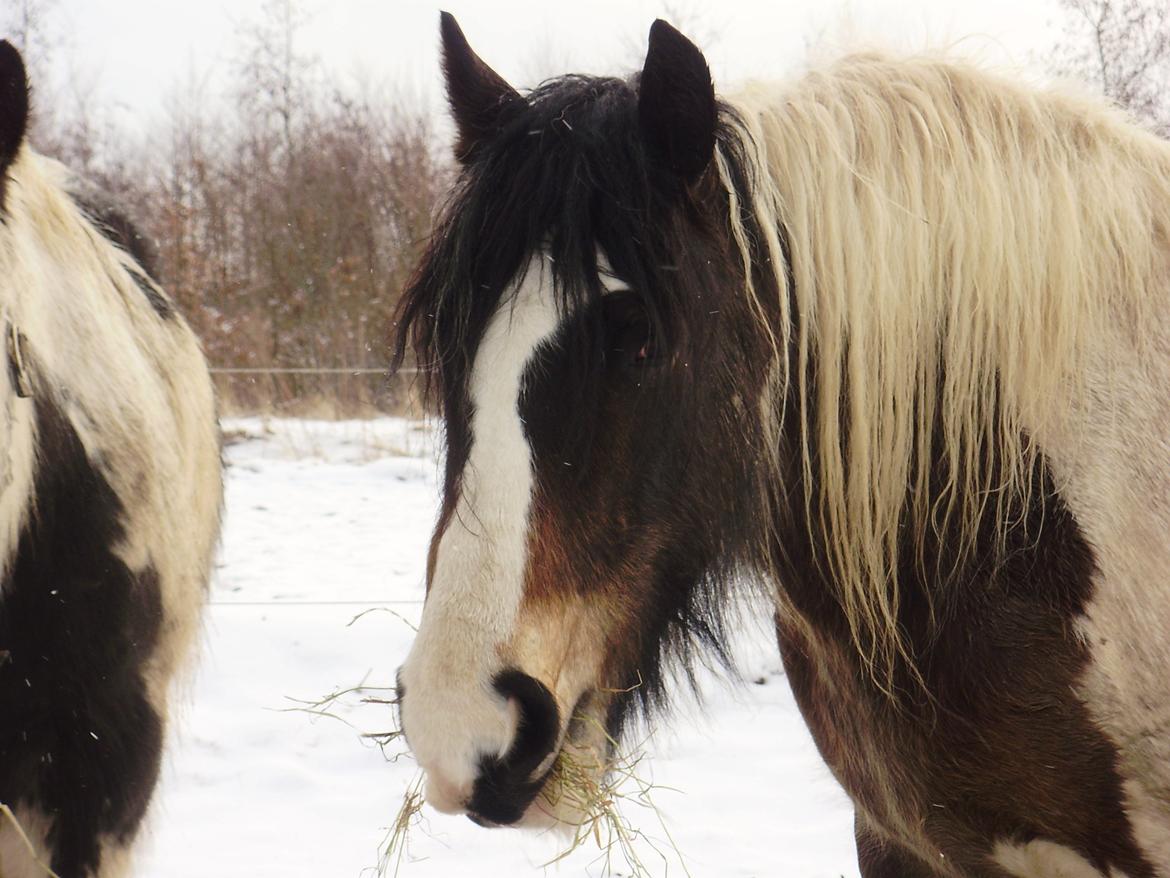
[375,773,427,878]
[281,678,405,760]
[213,372,424,421]
[538,728,692,878]
[221,417,433,463]
[372,721,690,878]
[288,614,687,877]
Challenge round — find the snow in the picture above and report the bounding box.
[137,418,860,878]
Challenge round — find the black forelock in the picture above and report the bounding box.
[393,71,743,418]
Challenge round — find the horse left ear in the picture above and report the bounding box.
[440,12,523,163]
[638,20,717,182]
[0,41,29,172]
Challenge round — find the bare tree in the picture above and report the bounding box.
[5,0,448,415]
[1051,0,1170,134]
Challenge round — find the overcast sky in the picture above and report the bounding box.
[18,0,1069,131]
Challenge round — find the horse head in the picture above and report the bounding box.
[394,14,778,828]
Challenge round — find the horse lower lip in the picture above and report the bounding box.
[467,812,500,828]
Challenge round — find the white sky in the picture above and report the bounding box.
[27,0,1069,133]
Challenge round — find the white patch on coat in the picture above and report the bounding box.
[0,340,36,580]
[596,251,629,295]
[1030,259,1170,873]
[993,839,1129,878]
[398,253,561,813]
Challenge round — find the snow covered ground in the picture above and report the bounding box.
[136,418,860,878]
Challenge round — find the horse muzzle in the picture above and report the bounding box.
[398,666,563,826]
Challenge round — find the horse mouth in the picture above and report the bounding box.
[467,689,613,831]
[519,692,616,830]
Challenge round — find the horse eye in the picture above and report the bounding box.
[601,292,655,368]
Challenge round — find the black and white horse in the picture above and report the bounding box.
[394,13,1170,878]
[0,43,222,877]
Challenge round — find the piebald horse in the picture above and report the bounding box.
[395,14,1170,877]
[0,43,221,877]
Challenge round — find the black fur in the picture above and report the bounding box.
[467,670,560,825]
[0,391,164,876]
[439,12,524,164]
[638,20,717,181]
[0,40,29,212]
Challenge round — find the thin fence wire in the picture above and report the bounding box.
[208,364,426,416]
[209,367,420,374]
[209,599,424,607]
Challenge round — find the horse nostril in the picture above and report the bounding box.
[466,669,561,826]
[491,670,560,777]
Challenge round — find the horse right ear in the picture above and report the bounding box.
[439,12,523,163]
[0,41,29,172]
[638,20,716,183]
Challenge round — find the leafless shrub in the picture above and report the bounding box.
[3,0,448,417]
[1051,0,1170,135]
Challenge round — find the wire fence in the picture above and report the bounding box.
[208,364,425,417]
[208,599,424,607]
[209,366,434,611]
[209,367,419,374]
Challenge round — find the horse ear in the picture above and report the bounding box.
[638,20,717,182]
[439,12,522,163]
[0,41,29,172]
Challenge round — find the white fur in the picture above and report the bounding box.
[993,839,1130,878]
[0,324,36,582]
[596,251,629,295]
[1034,266,1170,874]
[399,254,560,813]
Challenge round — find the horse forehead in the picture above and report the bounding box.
[466,254,561,430]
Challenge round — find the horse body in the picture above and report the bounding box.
[395,15,1170,877]
[789,289,1170,877]
[0,43,222,877]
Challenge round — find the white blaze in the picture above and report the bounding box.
[400,255,561,813]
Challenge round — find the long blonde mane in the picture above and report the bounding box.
[718,54,1170,682]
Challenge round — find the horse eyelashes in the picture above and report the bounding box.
[601,292,655,368]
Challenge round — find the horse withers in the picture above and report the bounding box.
[0,43,222,877]
[394,12,1170,878]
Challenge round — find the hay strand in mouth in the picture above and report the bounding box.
[537,720,692,878]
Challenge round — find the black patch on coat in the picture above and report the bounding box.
[467,670,560,825]
[123,264,175,320]
[772,441,1155,876]
[0,393,165,876]
[72,193,175,320]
